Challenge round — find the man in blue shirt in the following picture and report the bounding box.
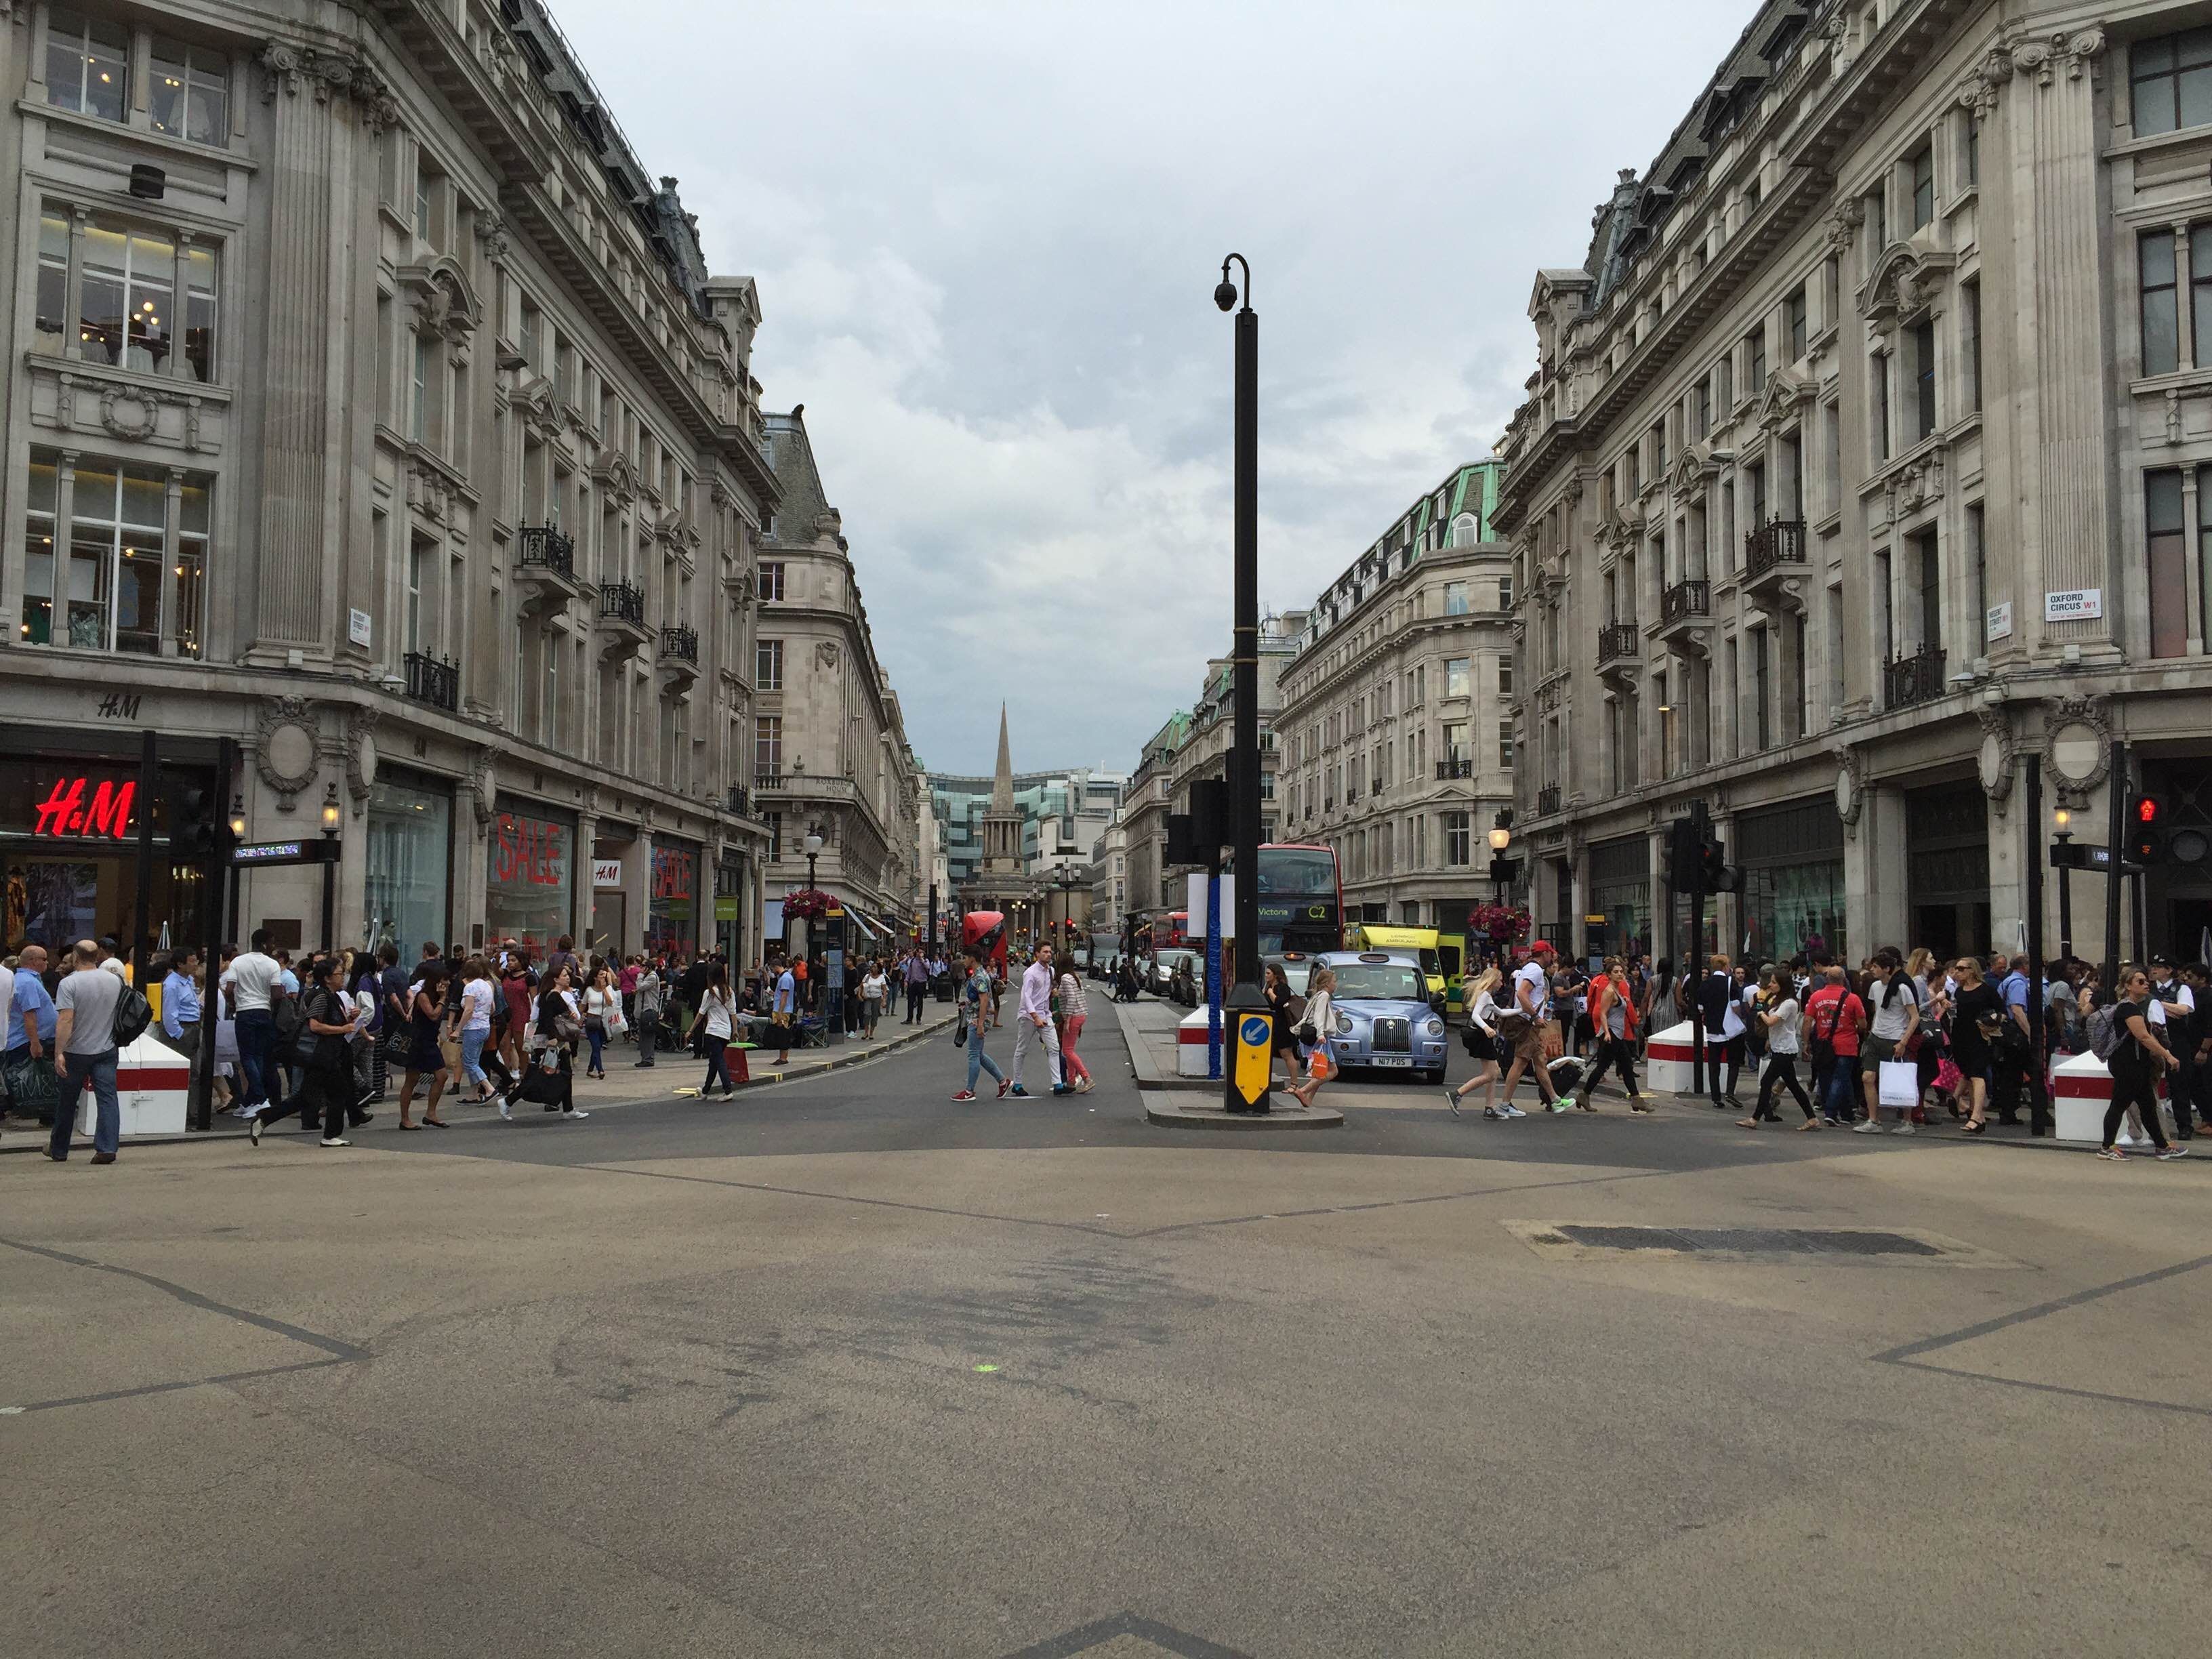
[161,949,204,1076]
[771,958,797,1064]
[7,944,57,1061]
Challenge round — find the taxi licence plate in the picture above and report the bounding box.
[1368,1056,1412,1068]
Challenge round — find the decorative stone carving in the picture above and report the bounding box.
[472,209,512,267]
[96,383,161,442]
[2166,388,2184,447]
[815,640,841,670]
[2041,696,2112,795]
[256,697,321,808]
[1887,447,1947,518]
[514,374,562,443]
[1832,743,1865,839]
[1822,198,1863,254]
[1754,367,1812,434]
[257,41,398,130]
[1975,705,2017,815]
[465,750,497,834]
[345,705,381,814]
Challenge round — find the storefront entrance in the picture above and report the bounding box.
[363,768,453,960]
[1,753,208,956]
[1586,835,1650,962]
[1736,798,1846,964]
[487,796,577,962]
[1906,780,1991,960]
[647,838,699,960]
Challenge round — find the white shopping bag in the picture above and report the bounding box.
[1877,1059,1919,1107]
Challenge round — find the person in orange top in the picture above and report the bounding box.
[1580,955,1651,1111]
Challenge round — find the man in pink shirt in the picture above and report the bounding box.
[1010,941,1069,1097]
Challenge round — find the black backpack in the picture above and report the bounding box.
[111,982,152,1046]
[272,991,308,1055]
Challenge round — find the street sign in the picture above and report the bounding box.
[1233,1012,1271,1106]
[2049,842,2110,871]
[232,838,340,866]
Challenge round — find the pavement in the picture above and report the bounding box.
[5,1008,2209,1657]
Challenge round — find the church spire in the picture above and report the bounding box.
[990,703,1015,813]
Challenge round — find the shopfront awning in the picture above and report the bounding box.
[838,902,884,943]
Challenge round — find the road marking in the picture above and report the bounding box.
[972,1363,999,1373]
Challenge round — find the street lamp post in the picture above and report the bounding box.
[2052,804,2075,962]
[803,825,823,893]
[1214,253,1268,1113]
[319,782,341,951]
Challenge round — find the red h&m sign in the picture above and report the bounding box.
[33,775,136,840]
[493,813,568,887]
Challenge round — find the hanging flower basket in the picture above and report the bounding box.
[781,888,834,921]
[1467,903,1531,945]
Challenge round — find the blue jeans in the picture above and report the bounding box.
[701,1034,732,1093]
[460,1026,489,1087]
[53,1047,119,1158]
[585,1023,606,1073]
[964,1026,1004,1092]
[1820,1055,1859,1120]
[235,1008,276,1107]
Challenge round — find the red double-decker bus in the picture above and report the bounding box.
[1251,842,1343,956]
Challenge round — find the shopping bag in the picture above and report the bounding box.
[1539,1019,1565,1062]
[2,1052,60,1114]
[1878,1059,1920,1107]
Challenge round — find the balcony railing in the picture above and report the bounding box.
[1744,518,1807,582]
[1435,758,1473,780]
[403,650,459,712]
[1597,621,1641,667]
[517,524,575,579]
[726,784,750,816]
[1883,642,1947,711]
[599,579,645,627]
[660,623,698,663]
[1536,783,1562,816]
[1660,579,1711,623]
[755,773,785,792]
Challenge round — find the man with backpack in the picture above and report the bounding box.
[47,940,140,1163]
[1805,964,1864,1126]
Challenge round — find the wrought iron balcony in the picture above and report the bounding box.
[599,579,646,626]
[1744,518,1807,583]
[1435,758,1473,780]
[660,624,699,664]
[1660,579,1710,625]
[1536,783,1562,816]
[1597,620,1641,669]
[726,784,750,816]
[403,650,459,712]
[517,524,575,578]
[1883,642,1947,711]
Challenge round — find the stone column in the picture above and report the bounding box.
[573,807,599,950]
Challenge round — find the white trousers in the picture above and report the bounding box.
[1010,1015,1061,1089]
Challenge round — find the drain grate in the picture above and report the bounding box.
[1503,1221,2016,1268]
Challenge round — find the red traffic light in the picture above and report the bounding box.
[2135,795,2162,823]
[2127,796,2168,865]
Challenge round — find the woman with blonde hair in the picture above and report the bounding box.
[1286,964,1338,1109]
[1443,964,1508,1118]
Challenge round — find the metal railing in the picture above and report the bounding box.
[1536,783,1562,816]
[1597,621,1641,665]
[517,524,575,578]
[1883,642,1946,710]
[599,579,645,626]
[660,623,698,663]
[404,650,459,712]
[1435,758,1473,780]
[1744,518,1807,581]
[726,783,749,815]
[1661,579,1710,623]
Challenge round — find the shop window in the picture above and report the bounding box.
[2132,27,2212,138]
[150,37,229,146]
[45,7,129,123]
[19,448,207,656]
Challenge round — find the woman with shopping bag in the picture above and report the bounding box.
[1854,951,1921,1134]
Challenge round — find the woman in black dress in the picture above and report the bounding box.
[1263,962,1300,1085]
[2102,967,2187,1160]
[397,960,449,1130]
[506,962,588,1122]
[250,956,359,1147]
[1946,955,2003,1134]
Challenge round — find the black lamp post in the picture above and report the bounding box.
[1214,253,1268,1113]
[2051,803,2075,962]
[803,825,823,892]
[319,782,341,951]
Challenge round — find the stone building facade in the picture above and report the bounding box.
[1274,462,1515,931]
[1,0,792,965]
[752,409,921,947]
[1498,0,2212,968]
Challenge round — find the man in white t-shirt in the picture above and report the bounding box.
[1498,943,1570,1112]
[224,929,284,1113]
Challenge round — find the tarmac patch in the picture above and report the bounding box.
[1502,1220,2018,1268]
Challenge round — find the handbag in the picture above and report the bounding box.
[2,1051,61,1113]
[1877,1058,1921,1107]
[954,1019,968,1048]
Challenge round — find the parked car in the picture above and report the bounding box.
[1151,948,1200,1003]
[1313,950,1450,1084]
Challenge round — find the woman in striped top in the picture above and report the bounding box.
[1055,949,1093,1094]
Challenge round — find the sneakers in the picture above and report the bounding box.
[497,1099,512,1121]
[997,1079,1010,1099]
[2156,1144,2190,1161]
[951,1090,977,1101]
[1482,1106,1504,1120]
[1075,1078,1094,1094]
[1052,1085,1075,1097]
[1010,1086,1031,1098]
[1851,1120,1885,1134]
[1890,1122,1917,1135]
[319,1136,350,1147]
[1500,1104,1528,1119]
[1548,1096,1574,1113]
[2096,1146,2127,1161]
[249,1115,264,1147]
[565,1110,590,1120]
[1442,1088,1461,1118]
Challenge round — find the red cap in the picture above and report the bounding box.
[1532,940,1555,956]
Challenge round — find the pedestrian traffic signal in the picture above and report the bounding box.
[2126,794,2167,865]
[172,782,219,859]
[1699,834,1738,894]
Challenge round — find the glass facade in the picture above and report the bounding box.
[1736,798,1847,964]
[363,770,451,959]
[1586,834,1652,960]
[487,797,575,960]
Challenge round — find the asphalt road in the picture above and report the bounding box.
[5,1014,2208,1658]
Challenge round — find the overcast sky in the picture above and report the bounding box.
[558,0,1754,776]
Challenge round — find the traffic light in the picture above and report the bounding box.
[1699,832,1738,894]
[172,781,218,860]
[2126,794,2167,865]
[1667,817,1702,893]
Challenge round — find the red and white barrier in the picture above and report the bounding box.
[72,1032,192,1139]
[1643,1021,1704,1094]
[2051,1049,2174,1145]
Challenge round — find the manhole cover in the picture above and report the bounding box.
[1502,1221,2015,1268]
